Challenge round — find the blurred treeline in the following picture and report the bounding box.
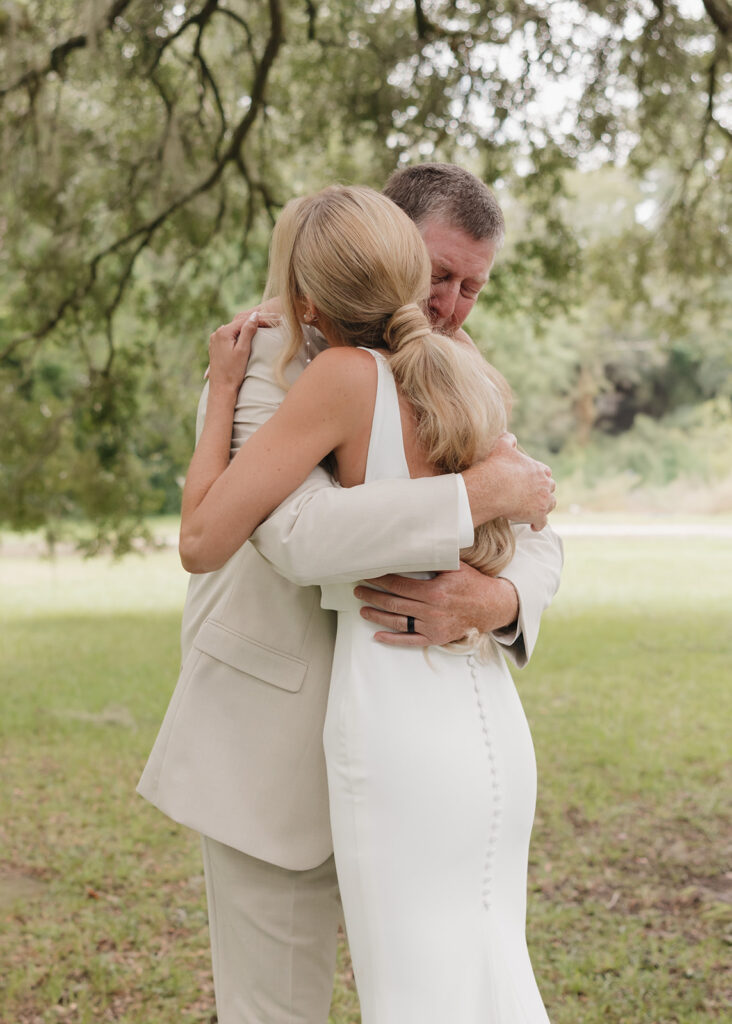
[1,0,730,550]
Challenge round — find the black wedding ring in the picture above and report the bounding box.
[406,616,416,634]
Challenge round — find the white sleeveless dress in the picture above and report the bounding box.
[321,349,550,1023]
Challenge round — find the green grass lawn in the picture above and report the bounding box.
[1,530,730,1023]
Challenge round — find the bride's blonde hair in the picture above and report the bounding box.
[266,185,515,590]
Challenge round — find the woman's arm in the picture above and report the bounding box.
[182,322,255,535]
[179,341,377,573]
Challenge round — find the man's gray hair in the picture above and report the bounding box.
[383,163,505,245]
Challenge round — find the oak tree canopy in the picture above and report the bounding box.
[1,0,729,547]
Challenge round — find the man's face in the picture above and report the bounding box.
[418,217,497,335]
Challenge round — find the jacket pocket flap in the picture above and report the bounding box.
[194,619,307,693]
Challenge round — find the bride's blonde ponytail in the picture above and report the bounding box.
[384,303,514,580]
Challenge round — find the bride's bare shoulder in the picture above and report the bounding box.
[300,344,378,399]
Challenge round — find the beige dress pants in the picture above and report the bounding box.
[201,836,343,1024]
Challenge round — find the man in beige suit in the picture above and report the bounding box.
[138,164,562,1023]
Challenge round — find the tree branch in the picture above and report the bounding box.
[304,0,318,40]
[147,0,221,74]
[414,0,433,40]
[0,0,133,98]
[193,27,228,156]
[218,6,254,48]
[0,0,284,363]
[700,54,718,160]
[102,230,156,372]
[701,0,732,41]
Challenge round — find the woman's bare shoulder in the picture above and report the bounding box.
[310,344,379,370]
[298,345,379,401]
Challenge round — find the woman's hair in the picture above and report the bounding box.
[265,184,515,596]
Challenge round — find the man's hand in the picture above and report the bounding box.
[463,433,556,531]
[354,562,519,647]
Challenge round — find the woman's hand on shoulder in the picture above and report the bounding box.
[206,311,259,394]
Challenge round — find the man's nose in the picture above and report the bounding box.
[429,281,460,321]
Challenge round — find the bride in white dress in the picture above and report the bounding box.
[180,184,551,1022]
[321,347,547,1024]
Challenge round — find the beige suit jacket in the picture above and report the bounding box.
[138,327,563,870]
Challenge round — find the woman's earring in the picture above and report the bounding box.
[303,309,316,362]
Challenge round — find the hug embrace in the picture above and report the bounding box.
[138,164,563,1023]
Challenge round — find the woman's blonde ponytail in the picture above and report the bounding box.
[386,319,515,580]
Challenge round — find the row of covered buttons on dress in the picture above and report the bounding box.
[468,652,502,912]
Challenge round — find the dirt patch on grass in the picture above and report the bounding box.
[533,798,732,934]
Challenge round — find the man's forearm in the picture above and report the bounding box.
[251,473,464,585]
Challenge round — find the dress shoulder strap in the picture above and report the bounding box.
[358,347,411,483]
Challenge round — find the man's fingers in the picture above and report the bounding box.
[359,606,422,633]
[373,630,430,648]
[493,431,517,452]
[355,585,426,617]
[357,599,431,644]
[531,505,553,530]
[359,575,428,601]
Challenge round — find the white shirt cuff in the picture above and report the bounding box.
[456,474,475,549]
